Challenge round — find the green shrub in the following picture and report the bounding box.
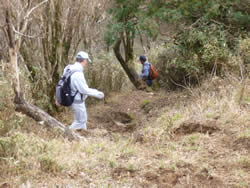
[39,155,63,174]
[147,0,249,89]
[0,137,17,159]
[150,25,244,89]
[177,24,231,74]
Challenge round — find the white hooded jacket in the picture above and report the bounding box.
[64,62,103,102]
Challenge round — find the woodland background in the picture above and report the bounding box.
[0,0,249,187]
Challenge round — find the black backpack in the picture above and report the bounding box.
[56,68,79,107]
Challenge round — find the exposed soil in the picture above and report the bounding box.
[0,183,10,188]
[234,136,250,151]
[111,167,137,179]
[143,168,226,188]
[83,89,249,187]
[174,120,220,135]
[144,169,179,187]
[88,90,158,133]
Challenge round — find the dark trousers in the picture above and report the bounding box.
[145,79,153,87]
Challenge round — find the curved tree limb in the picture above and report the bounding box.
[113,38,147,90]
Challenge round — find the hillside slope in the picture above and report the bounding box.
[0,77,249,187]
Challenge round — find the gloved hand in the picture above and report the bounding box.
[96,91,104,99]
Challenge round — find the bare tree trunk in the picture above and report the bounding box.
[3,0,81,140]
[5,4,21,99]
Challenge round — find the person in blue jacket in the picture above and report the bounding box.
[139,55,153,87]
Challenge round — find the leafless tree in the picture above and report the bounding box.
[1,0,81,140]
[17,0,109,111]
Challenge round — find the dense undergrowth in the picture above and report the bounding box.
[0,1,249,186]
[0,72,249,187]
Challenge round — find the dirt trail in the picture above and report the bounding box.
[77,88,249,188]
[87,90,160,133]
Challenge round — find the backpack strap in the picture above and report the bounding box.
[148,63,152,80]
[68,69,84,100]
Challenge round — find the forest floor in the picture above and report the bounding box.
[0,77,249,188]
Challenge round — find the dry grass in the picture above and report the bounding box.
[0,76,249,187]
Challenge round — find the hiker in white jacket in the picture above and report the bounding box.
[64,51,104,130]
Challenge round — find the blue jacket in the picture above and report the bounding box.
[140,61,150,80]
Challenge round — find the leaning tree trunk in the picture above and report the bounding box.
[113,39,146,90]
[15,96,81,140]
[4,1,81,140]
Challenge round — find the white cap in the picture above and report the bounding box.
[76,51,91,62]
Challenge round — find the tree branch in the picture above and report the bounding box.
[5,8,15,48]
[20,0,48,34]
[12,25,38,38]
[23,0,48,21]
